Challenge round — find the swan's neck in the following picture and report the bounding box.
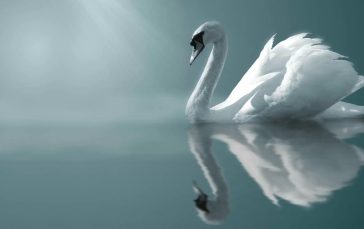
[186,35,228,122]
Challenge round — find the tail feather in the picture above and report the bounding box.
[317,101,364,119]
[350,75,364,94]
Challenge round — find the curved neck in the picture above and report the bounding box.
[186,35,228,122]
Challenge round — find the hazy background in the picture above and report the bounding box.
[0,0,363,125]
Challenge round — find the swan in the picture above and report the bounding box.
[187,21,364,123]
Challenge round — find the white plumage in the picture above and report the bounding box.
[187,21,364,123]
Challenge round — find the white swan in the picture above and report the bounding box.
[187,21,364,123]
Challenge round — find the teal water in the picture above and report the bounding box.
[1,120,364,229]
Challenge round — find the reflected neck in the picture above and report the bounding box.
[186,35,228,123]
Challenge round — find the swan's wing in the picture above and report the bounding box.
[211,71,279,112]
[235,37,359,121]
[211,35,278,111]
[264,33,322,73]
[265,45,357,118]
[212,33,321,112]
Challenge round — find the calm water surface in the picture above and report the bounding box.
[1,120,364,229]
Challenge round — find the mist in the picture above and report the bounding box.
[0,0,363,124]
[0,0,185,124]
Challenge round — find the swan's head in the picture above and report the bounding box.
[189,21,225,65]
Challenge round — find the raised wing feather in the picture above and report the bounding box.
[212,33,320,112]
[235,36,358,121]
[211,35,277,111]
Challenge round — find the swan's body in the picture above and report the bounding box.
[187,21,364,123]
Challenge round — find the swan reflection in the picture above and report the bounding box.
[188,120,364,224]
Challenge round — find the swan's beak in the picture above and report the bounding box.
[189,41,205,65]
